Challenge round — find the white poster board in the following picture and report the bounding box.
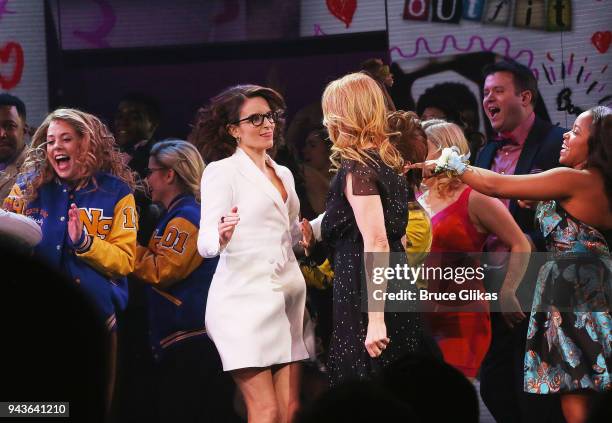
[388,0,611,127]
[0,0,48,126]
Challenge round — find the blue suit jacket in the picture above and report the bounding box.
[475,116,565,251]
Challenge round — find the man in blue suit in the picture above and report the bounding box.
[476,60,565,423]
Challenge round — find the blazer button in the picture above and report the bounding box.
[60,216,65,222]
[56,245,61,251]
[75,278,81,284]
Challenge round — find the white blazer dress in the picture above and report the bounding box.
[198,147,310,371]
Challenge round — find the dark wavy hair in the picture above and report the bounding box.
[188,85,286,163]
[586,106,612,210]
[388,110,428,190]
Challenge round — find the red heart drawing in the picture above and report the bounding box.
[0,42,24,90]
[326,0,357,28]
[591,31,611,54]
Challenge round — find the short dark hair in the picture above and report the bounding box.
[119,92,161,125]
[0,93,27,121]
[483,60,539,105]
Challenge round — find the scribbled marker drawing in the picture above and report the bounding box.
[0,0,16,22]
[586,81,598,95]
[390,34,535,69]
[73,0,116,48]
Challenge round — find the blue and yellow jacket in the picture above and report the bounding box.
[132,194,218,361]
[3,172,137,331]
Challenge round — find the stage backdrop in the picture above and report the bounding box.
[0,0,48,126]
[387,0,611,128]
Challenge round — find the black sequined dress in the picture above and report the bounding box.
[322,155,425,386]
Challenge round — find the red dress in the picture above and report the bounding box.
[425,186,491,378]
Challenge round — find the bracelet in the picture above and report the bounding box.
[434,146,470,176]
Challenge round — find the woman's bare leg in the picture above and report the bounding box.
[231,367,279,423]
[272,362,302,423]
[561,392,591,423]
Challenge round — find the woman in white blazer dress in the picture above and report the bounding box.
[193,85,310,423]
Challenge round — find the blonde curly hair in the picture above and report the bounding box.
[422,119,470,198]
[322,73,403,172]
[22,108,137,202]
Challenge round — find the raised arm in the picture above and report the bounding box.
[133,216,203,289]
[198,161,234,258]
[76,193,138,278]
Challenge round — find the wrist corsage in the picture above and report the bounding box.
[434,146,470,176]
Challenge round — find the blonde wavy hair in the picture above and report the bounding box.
[423,119,470,198]
[22,108,136,202]
[322,73,403,172]
[150,140,205,201]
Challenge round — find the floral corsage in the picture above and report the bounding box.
[434,146,470,176]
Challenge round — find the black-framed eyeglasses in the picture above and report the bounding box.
[232,110,284,127]
[143,167,166,177]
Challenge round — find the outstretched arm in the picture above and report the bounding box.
[460,166,587,201]
[411,160,588,201]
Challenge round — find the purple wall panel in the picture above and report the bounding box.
[59,50,385,140]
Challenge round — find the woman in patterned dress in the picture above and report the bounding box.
[413,106,611,423]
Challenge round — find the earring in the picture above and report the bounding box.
[235,136,241,144]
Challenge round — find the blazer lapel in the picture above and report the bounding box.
[475,141,499,169]
[233,148,289,223]
[514,117,548,176]
[509,117,548,215]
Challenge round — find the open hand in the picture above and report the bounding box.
[68,203,83,244]
[218,206,239,250]
[500,290,527,329]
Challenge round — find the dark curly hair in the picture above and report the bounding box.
[188,85,286,163]
[586,106,612,210]
[387,110,428,190]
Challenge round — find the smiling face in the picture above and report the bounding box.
[229,96,275,153]
[46,119,85,182]
[114,100,156,148]
[0,105,26,163]
[483,71,531,133]
[559,111,592,168]
[146,156,170,204]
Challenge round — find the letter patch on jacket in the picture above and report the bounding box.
[80,208,113,239]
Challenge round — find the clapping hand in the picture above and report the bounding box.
[219,206,239,249]
[68,203,83,244]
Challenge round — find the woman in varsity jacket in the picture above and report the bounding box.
[131,140,230,421]
[2,108,138,415]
